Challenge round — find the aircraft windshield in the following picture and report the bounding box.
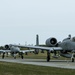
[72,37,75,42]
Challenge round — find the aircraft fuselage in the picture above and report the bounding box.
[59,39,75,52]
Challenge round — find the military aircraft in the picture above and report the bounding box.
[8,34,75,62]
[0,45,34,59]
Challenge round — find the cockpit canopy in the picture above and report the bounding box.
[72,37,75,42]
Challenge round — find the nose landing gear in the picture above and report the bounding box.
[71,53,75,62]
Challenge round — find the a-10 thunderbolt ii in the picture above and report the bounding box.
[0,45,34,59]
[10,34,75,62]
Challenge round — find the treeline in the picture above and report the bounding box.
[0,46,4,49]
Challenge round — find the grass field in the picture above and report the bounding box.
[0,61,75,75]
[0,51,74,75]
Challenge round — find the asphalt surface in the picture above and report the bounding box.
[0,57,75,69]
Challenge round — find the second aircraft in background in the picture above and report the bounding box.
[0,45,34,59]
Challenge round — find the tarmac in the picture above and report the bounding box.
[0,57,75,69]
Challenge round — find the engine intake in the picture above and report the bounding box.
[5,45,10,50]
[46,37,57,47]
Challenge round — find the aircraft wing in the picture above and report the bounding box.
[11,44,63,51]
[19,49,34,53]
[0,50,11,53]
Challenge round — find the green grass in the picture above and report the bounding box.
[0,61,75,75]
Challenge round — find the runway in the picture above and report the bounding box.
[0,58,75,69]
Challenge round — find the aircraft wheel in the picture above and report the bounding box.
[72,58,74,62]
[2,55,4,59]
[2,53,5,59]
[21,56,24,59]
[47,56,50,62]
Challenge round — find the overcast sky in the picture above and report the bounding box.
[0,0,75,45]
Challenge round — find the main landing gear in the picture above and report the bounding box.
[21,52,24,59]
[2,52,5,59]
[47,51,50,62]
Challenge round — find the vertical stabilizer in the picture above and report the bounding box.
[35,34,39,54]
[36,34,39,46]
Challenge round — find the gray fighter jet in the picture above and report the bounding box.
[10,34,75,62]
[0,45,34,59]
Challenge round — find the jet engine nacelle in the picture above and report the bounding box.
[46,37,57,47]
[5,45,10,50]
